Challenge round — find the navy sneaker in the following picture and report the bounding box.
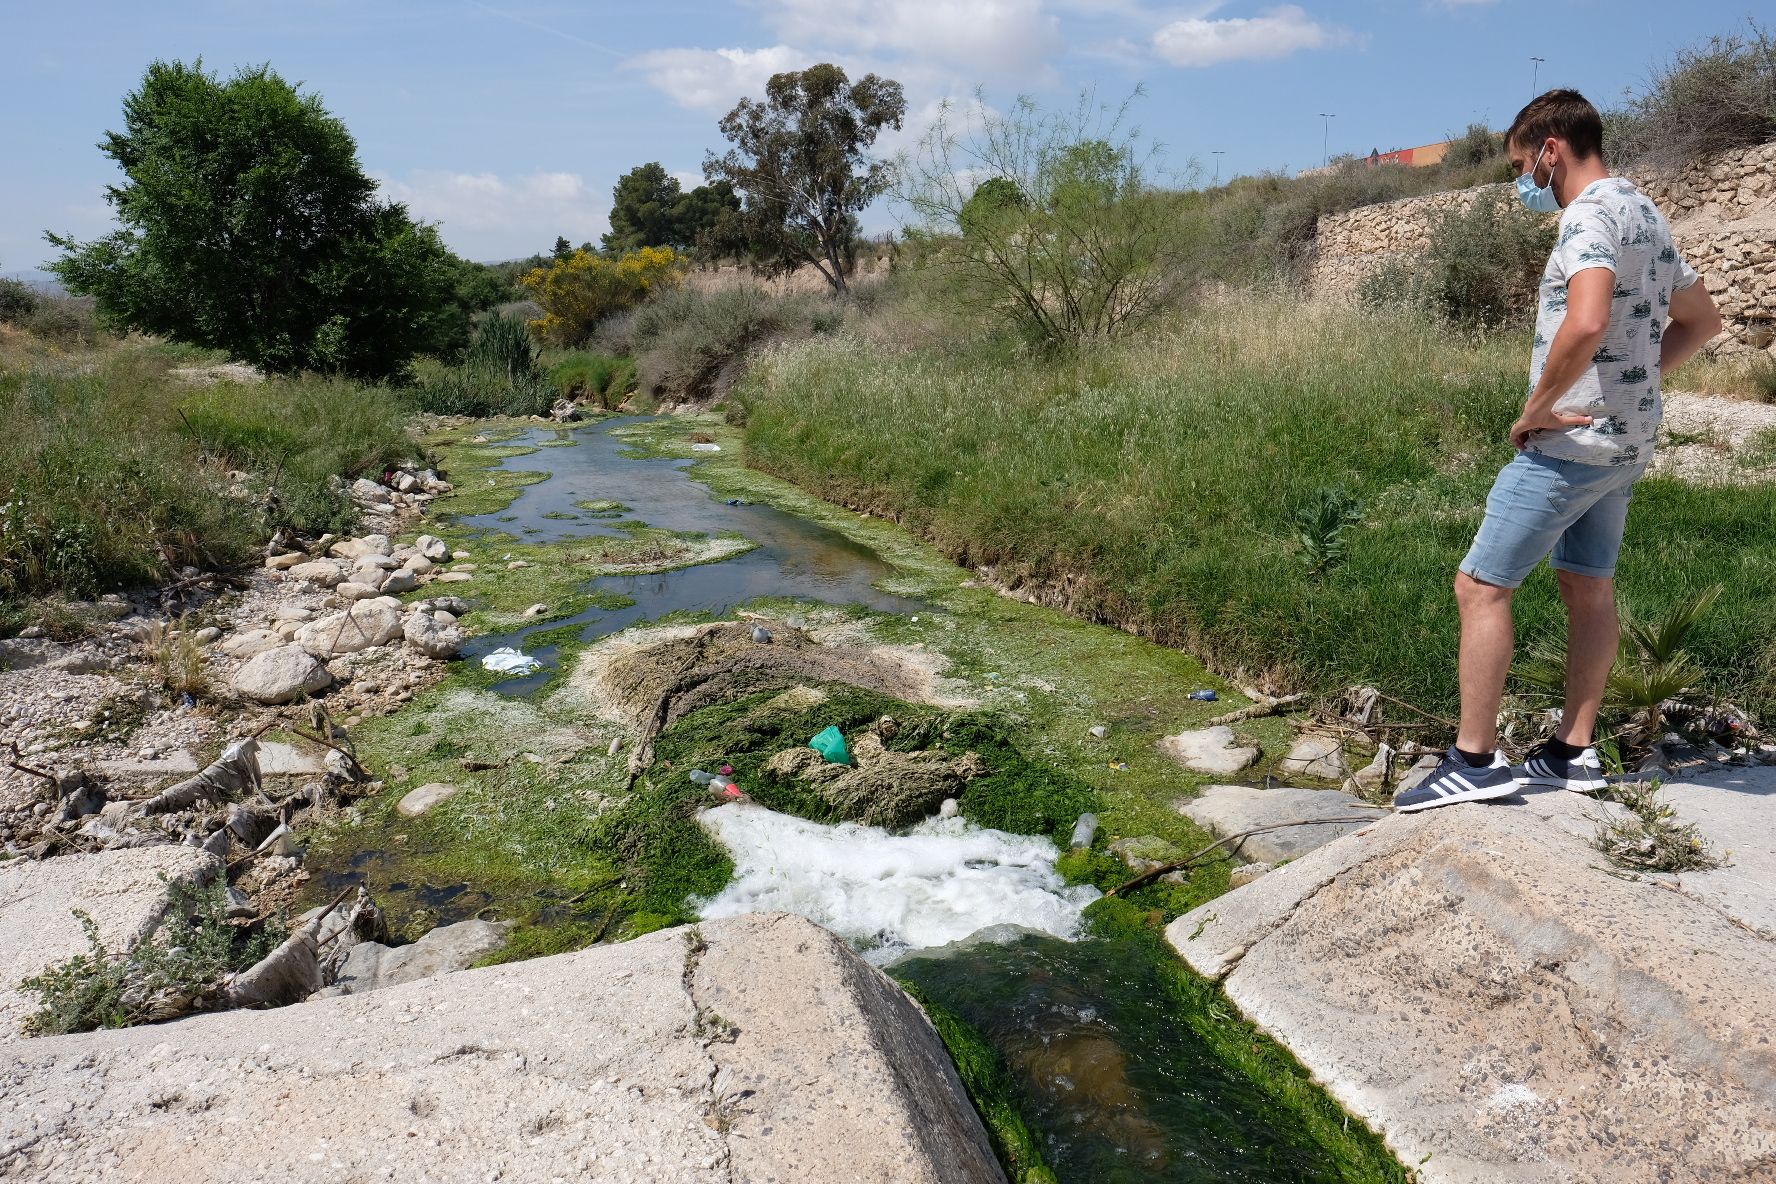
[1393,747,1519,813]
[1516,741,1610,794]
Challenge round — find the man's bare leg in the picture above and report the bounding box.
[1455,572,1517,754]
[1554,570,1618,747]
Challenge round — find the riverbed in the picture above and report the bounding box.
[306,414,1400,1182]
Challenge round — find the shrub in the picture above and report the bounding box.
[900,93,1183,346]
[548,352,637,409]
[412,314,554,418]
[1444,122,1505,170]
[1360,189,1555,329]
[0,277,39,324]
[606,285,822,403]
[521,246,685,347]
[1607,22,1776,172]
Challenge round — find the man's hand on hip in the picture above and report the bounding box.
[1511,408,1593,449]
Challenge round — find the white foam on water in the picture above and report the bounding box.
[696,803,1100,964]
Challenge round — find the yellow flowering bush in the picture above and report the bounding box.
[520,246,684,346]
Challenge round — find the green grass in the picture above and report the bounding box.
[0,334,415,602]
[735,294,1776,724]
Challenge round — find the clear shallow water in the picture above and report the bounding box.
[455,418,921,692]
[897,935,1354,1184]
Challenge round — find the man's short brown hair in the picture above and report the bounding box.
[1506,89,1604,160]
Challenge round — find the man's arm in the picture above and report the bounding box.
[1510,267,1613,449]
[1659,281,1724,374]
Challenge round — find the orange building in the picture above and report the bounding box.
[1364,140,1453,168]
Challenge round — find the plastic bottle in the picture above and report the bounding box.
[688,769,714,786]
[1069,812,1099,849]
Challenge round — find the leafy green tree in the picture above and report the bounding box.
[603,163,681,253]
[46,60,465,380]
[603,164,744,254]
[671,180,743,253]
[705,63,905,294]
[958,177,1027,238]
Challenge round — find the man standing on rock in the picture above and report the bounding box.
[1395,89,1722,813]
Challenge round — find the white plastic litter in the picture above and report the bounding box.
[481,647,543,675]
[690,442,722,452]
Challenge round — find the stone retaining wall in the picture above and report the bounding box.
[1309,141,1776,354]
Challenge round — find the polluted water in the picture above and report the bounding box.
[696,803,1099,964]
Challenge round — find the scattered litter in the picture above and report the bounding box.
[1088,725,1108,740]
[1189,689,1219,702]
[1108,761,1130,772]
[911,615,920,623]
[689,769,714,786]
[725,498,749,506]
[1070,813,1099,849]
[690,442,721,452]
[809,726,853,766]
[719,764,734,776]
[481,647,543,676]
[608,737,624,757]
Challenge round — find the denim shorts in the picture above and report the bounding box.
[1460,452,1647,588]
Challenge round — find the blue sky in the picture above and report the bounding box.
[1,0,1759,269]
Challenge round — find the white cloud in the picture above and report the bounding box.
[760,0,1060,78]
[626,45,812,113]
[1152,5,1350,67]
[375,170,609,261]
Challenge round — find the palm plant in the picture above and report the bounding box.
[1514,585,1721,750]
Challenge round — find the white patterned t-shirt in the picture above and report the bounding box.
[1525,176,1699,467]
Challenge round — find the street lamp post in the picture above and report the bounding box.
[1531,56,1545,98]
[1211,149,1225,184]
[1318,113,1335,168]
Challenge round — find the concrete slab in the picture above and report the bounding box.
[1167,800,1776,1184]
[1177,783,1385,863]
[0,913,1005,1184]
[1654,764,1776,937]
[0,846,219,1041]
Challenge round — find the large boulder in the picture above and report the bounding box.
[1156,725,1260,775]
[219,628,282,660]
[287,559,345,588]
[1,914,1005,1184]
[415,534,449,561]
[295,603,403,658]
[323,919,511,996]
[402,612,464,659]
[1167,793,1776,1183]
[0,846,219,1041]
[1177,783,1383,863]
[233,645,331,705]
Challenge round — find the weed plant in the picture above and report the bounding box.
[547,351,637,409]
[737,292,1776,721]
[598,285,842,404]
[413,313,553,418]
[22,878,285,1036]
[0,336,411,599]
[1593,780,1722,872]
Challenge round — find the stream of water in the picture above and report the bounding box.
[431,418,1353,1181]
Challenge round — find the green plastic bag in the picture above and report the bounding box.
[808,725,852,766]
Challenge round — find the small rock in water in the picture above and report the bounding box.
[522,603,549,618]
[938,798,959,819]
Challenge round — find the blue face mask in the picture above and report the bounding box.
[1516,146,1561,213]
